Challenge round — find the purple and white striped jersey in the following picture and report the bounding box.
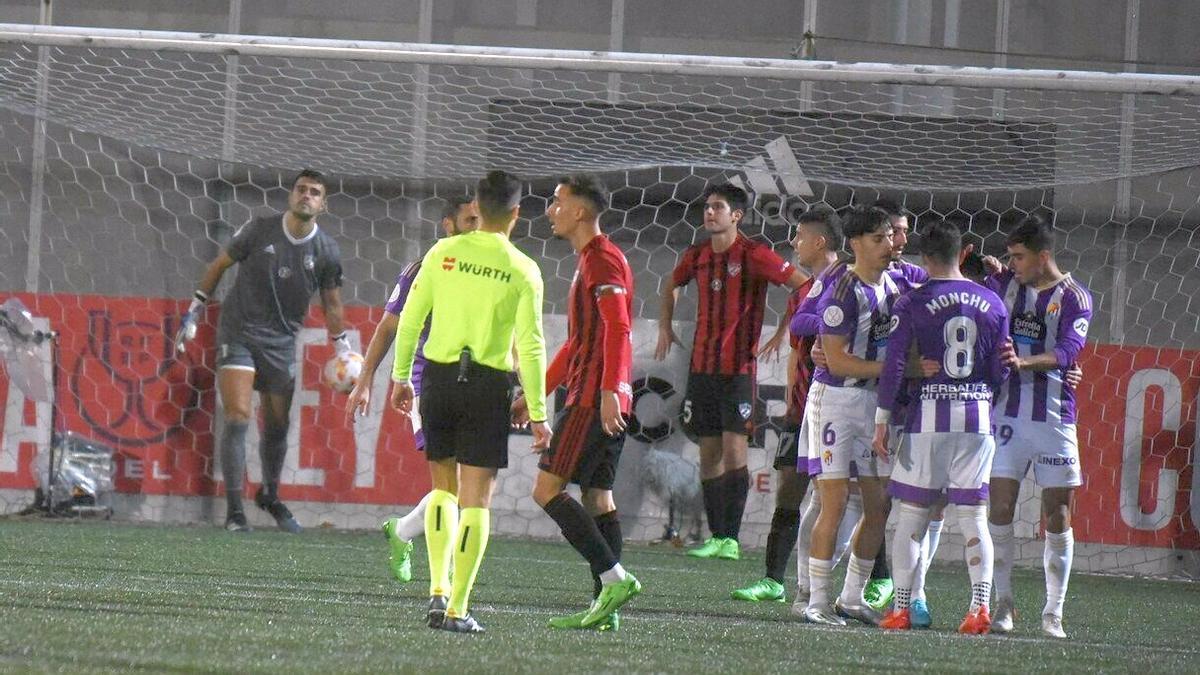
[877,279,1010,434]
[384,261,431,394]
[814,269,915,388]
[986,270,1092,425]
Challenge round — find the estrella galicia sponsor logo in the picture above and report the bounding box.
[1011,312,1045,345]
[870,313,892,346]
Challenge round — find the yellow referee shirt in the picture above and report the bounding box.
[392,230,548,422]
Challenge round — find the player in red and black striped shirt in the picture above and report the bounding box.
[655,183,808,561]
[515,174,641,630]
[732,206,844,602]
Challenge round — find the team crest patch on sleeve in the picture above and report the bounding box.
[1073,318,1089,338]
[388,284,401,303]
[823,305,844,328]
[807,279,824,298]
[738,402,752,420]
[888,315,901,333]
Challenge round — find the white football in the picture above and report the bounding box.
[323,351,364,394]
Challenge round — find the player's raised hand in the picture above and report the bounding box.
[755,331,786,363]
[345,380,371,424]
[390,380,415,416]
[871,423,890,459]
[530,420,553,452]
[510,394,530,429]
[982,254,1004,275]
[600,390,627,436]
[1066,363,1084,387]
[655,323,681,361]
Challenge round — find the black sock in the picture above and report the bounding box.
[220,420,249,516]
[764,507,801,583]
[872,537,892,580]
[542,493,617,579]
[592,510,623,598]
[701,477,725,539]
[722,467,751,542]
[259,422,289,489]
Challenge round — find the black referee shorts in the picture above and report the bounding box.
[418,360,512,469]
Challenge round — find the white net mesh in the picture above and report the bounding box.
[0,29,1196,577]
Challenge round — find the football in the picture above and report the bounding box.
[323,351,364,394]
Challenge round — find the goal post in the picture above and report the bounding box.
[0,24,1196,578]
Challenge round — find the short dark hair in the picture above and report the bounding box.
[841,205,892,239]
[558,174,609,216]
[871,199,908,221]
[476,170,522,223]
[701,183,749,215]
[797,205,843,252]
[919,219,963,265]
[440,194,473,223]
[291,168,328,193]
[1006,213,1056,253]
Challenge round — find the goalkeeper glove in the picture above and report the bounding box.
[174,290,207,354]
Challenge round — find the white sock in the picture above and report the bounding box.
[959,505,993,612]
[808,556,834,608]
[396,491,433,541]
[1043,528,1074,618]
[914,517,944,602]
[834,494,863,566]
[795,498,820,592]
[892,503,931,611]
[838,553,875,606]
[599,563,628,585]
[989,521,1015,600]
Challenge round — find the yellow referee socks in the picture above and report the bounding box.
[447,507,491,619]
[424,489,459,598]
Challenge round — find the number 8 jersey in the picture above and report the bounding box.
[876,278,1011,433]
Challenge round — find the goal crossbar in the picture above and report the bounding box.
[1,23,1198,96]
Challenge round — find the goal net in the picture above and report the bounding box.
[0,25,1196,578]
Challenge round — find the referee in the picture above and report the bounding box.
[391,170,551,635]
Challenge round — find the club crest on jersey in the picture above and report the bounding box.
[727,263,742,277]
[1047,302,1061,317]
[807,279,824,298]
[711,278,723,291]
[738,402,752,420]
[442,257,456,271]
[1011,311,1046,344]
[823,305,844,328]
[823,449,833,465]
[277,266,291,279]
[1073,318,1089,338]
[303,254,315,271]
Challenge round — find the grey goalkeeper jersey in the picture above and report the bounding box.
[218,215,343,347]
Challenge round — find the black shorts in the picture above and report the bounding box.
[216,337,295,394]
[773,422,802,471]
[418,360,512,469]
[682,373,755,437]
[539,405,626,490]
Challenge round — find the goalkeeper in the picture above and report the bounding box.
[390,170,551,634]
[175,169,347,534]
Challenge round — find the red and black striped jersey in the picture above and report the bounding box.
[671,233,794,375]
[786,281,817,423]
[563,234,635,413]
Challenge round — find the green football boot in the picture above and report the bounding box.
[548,609,619,631]
[686,537,726,558]
[381,517,415,583]
[731,577,785,602]
[717,538,741,561]
[581,574,642,627]
[864,577,895,612]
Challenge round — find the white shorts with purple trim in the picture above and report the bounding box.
[889,431,995,505]
[808,383,891,480]
[990,416,1080,488]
